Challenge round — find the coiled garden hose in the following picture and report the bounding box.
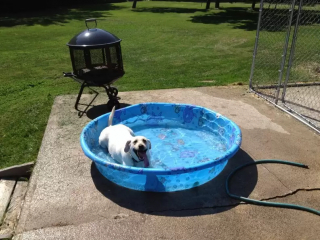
[226,159,320,216]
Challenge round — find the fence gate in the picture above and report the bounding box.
[249,0,320,133]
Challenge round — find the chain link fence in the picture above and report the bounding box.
[249,0,320,133]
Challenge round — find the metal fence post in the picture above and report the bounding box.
[274,0,296,104]
[249,0,264,89]
[281,0,303,103]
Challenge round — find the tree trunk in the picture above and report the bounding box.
[251,1,256,10]
[206,0,211,10]
[215,1,220,9]
[132,0,137,9]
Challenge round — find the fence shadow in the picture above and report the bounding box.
[252,86,320,129]
[91,148,258,217]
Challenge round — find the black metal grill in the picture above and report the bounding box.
[64,19,124,116]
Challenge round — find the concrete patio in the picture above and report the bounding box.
[13,86,320,239]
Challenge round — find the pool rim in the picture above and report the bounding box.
[80,102,242,175]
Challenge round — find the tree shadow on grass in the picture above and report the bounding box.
[0,4,124,27]
[132,7,207,14]
[190,7,320,32]
[190,7,259,31]
[130,5,258,31]
[91,148,258,216]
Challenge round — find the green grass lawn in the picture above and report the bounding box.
[0,2,260,168]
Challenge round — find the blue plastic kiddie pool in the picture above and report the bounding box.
[81,103,242,192]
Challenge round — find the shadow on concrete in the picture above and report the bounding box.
[86,102,131,119]
[91,148,258,216]
[253,87,320,122]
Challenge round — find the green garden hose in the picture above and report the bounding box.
[226,159,320,216]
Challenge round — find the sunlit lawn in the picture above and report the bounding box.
[0,2,259,168]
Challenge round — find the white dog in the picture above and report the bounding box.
[99,106,151,168]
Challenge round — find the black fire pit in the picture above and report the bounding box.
[64,19,124,116]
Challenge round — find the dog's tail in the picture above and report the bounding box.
[108,106,116,126]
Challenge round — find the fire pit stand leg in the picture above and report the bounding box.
[75,81,99,117]
[74,82,86,111]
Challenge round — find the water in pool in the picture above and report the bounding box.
[92,124,228,170]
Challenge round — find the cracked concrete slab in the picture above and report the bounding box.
[14,87,320,239]
[14,203,320,240]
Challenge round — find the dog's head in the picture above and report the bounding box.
[124,136,151,167]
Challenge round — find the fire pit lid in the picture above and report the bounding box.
[67,19,121,48]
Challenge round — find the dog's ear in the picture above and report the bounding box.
[147,139,151,149]
[124,140,131,153]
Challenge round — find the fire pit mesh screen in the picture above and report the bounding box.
[73,50,86,71]
[90,49,104,65]
[70,45,124,85]
[109,46,119,65]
